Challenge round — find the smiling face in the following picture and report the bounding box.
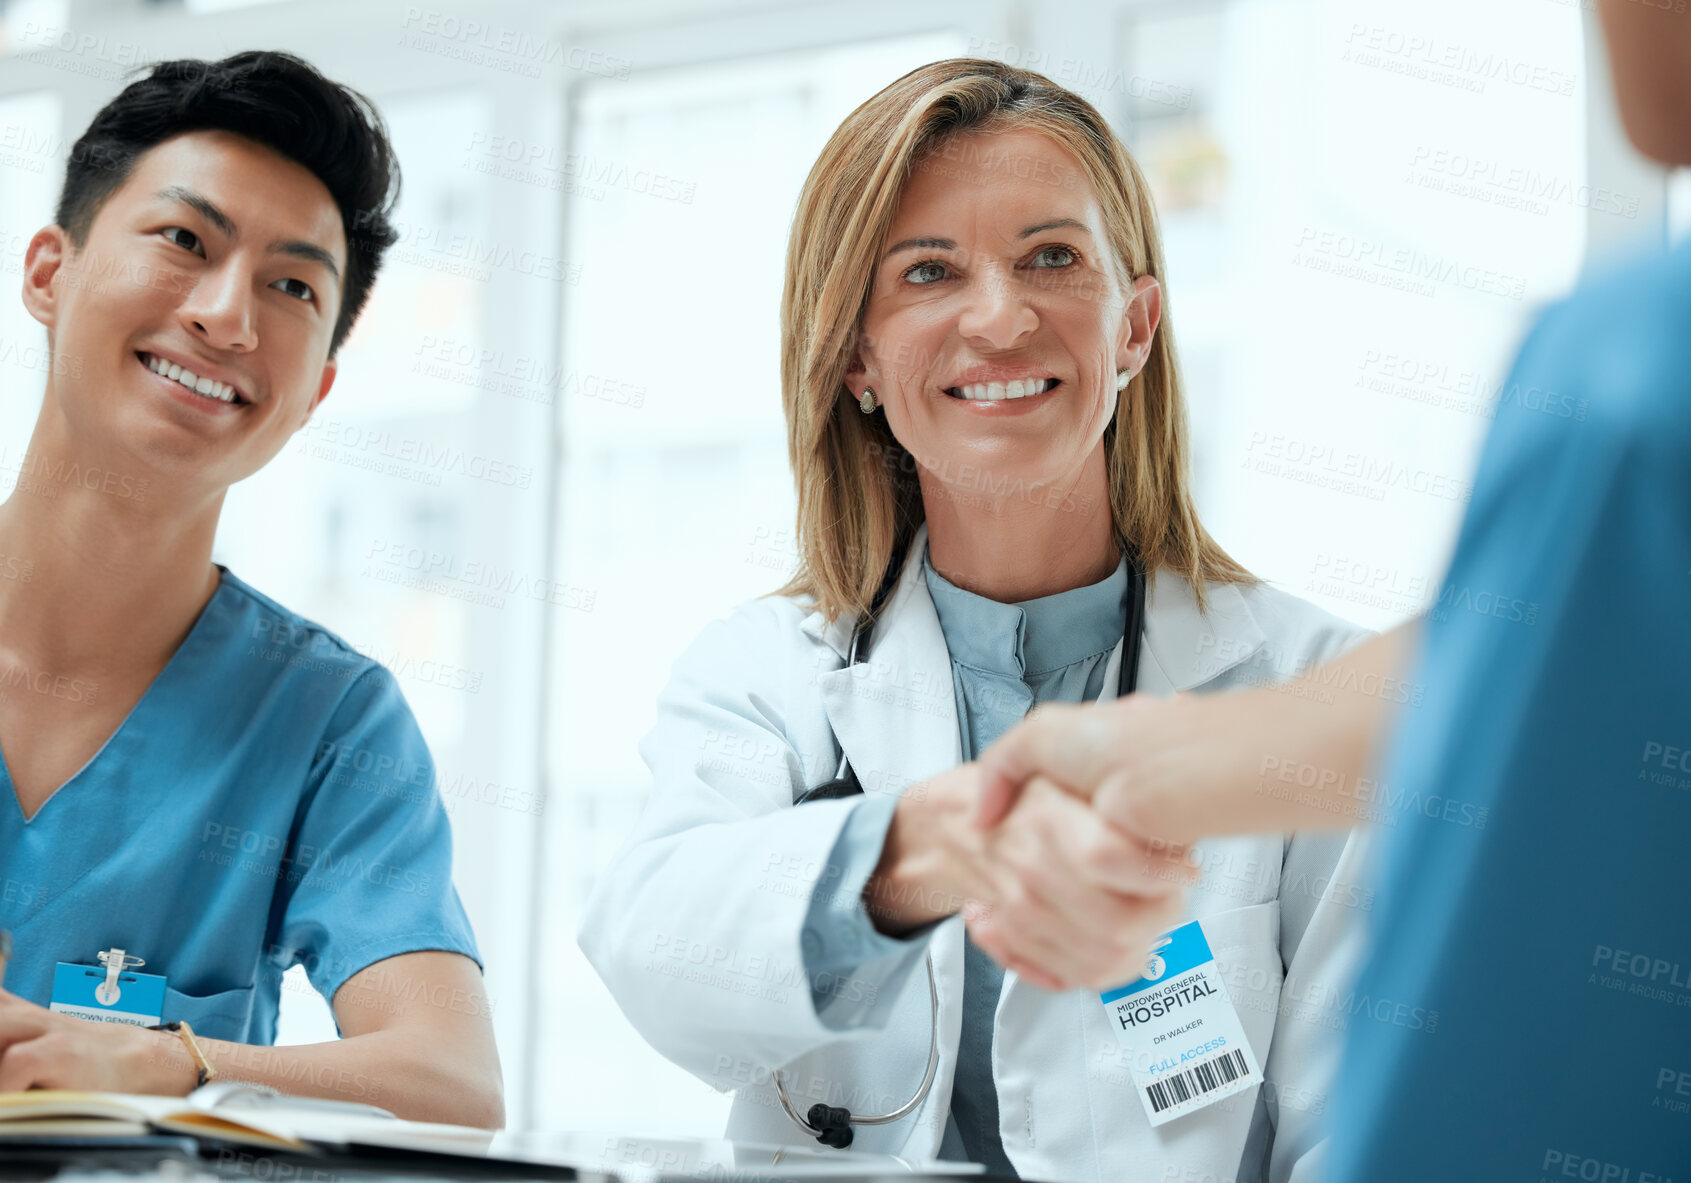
[21,129,346,491]
[846,127,1160,500]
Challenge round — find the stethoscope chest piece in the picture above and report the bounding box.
[774,950,942,1150]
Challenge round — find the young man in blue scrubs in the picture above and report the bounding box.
[0,52,502,1125]
[977,1,1691,1175]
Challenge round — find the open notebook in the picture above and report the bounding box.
[0,1089,496,1155]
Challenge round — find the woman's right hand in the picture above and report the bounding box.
[864,764,1194,992]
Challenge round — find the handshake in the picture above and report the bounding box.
[862,629,1405,992]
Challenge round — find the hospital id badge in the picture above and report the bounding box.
[1099,920,1262,1126]
[50,953,166,1027]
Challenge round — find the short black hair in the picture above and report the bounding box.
[56,50,400,356]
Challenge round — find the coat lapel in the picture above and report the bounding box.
[1136,570,1268,695]
[812,526,961,795]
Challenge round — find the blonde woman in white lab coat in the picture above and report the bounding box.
[581,59,1378,1183]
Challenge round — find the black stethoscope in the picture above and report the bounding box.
[776,540,1148,1149]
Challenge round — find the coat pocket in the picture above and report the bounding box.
[162,982,257,1043]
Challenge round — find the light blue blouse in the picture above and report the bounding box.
[801,546,1128,1174]
[0,568,480,1045]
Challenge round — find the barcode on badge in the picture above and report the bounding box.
[1145,1048,1250,1115]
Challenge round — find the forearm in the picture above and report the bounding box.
[141,1025,503,1127]
[1244,623,1415,828]
[1129,625,1418,841]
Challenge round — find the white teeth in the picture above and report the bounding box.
[143,354,237,403]
[952,378,1052,401]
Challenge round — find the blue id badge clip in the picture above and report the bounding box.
[50,949,167,1027]
[1099,920,1263,1127]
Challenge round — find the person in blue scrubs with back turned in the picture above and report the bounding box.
[0,51,502,1125]
[975,1,1691,1175]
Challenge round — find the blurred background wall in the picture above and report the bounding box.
[0,0,1683,1138]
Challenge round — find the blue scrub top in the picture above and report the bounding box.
[1329,241,1691,1178]
[0,568,480,1045]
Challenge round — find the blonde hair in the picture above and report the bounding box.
[777,58,1253,623]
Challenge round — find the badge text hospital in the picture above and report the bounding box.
[1099,920,1263,1126]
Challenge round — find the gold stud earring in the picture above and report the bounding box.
[860,387,877,414]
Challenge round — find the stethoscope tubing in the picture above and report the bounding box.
[774,950,941,1132]
[775,540,1146,1145]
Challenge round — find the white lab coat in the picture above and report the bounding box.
[581,527,1375,1183]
